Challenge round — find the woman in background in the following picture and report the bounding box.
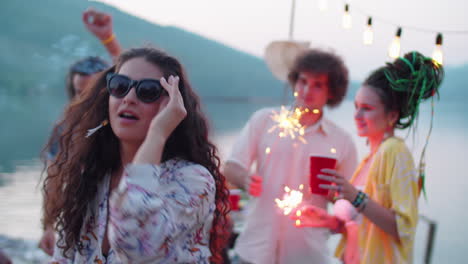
[293,51,444,264]
[39,8,122,255]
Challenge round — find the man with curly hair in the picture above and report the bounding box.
[224,47,358,264]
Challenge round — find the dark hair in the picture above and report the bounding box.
[43,47,230,263]
[65,56,109,100]
[287,49,349,107]
[364,51,444,129]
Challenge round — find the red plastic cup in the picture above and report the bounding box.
[310,156,337,195]
[229,189,242,211]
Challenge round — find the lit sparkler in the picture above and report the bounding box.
[275,184,305,215]
[268,106,316,144]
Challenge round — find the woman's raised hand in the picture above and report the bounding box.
[82,8,114,41]
[149,75,187,140]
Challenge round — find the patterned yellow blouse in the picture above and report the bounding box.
[336,137,419,264]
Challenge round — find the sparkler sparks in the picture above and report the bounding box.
[295,210,302,226]
[268,106,309,143]
[275,184,305,215]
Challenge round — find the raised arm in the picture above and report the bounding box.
[82,8,122,62]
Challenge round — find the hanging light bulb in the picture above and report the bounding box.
[342,4,352,29]
[432,33,443,65]
[388,27,402,59]
[318,0,328,12]
[363,17,373,45]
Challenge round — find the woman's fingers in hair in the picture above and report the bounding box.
[161,76,182,101]
[160,75,178,94]
[160,75,186,117]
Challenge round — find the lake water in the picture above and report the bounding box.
[1,99,467,263]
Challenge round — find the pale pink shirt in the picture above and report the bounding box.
[227,107,357,264]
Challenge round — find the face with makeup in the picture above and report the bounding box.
[108,57,167,145]
[354,85,398,140]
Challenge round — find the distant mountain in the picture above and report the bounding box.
[0,0,466,173]
[0,0,287,172]
[438,64,468,102]
[0,0,286,98]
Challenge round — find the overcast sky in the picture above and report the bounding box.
[95,0,468,80]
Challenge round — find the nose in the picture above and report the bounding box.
[354,108,362,120]
[122,85,138,105]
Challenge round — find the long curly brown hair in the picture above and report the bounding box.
[43,47,230,263]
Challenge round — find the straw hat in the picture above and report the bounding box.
[264,40,310,81]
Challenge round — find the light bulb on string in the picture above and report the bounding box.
[363,17,373,45]
[342,4,352,29]
[432,33,443,65]
[388,27,402,59]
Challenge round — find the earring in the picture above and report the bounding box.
[85,120,109,138]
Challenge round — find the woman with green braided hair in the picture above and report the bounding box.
[291,51,443,264]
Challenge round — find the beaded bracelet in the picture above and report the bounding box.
[352,191,366,208]
[357,194,369,212]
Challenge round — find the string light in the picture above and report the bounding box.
[309,1,468,60]
[432,33,444,65]
[318,0,328,12]
[388,27,402,59]
[342,4,352,29]
[363,17,374,45]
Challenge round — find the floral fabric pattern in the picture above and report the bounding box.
[50,159,216,264]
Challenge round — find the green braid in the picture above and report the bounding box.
[383,51,443,128]
[383,51,444,198]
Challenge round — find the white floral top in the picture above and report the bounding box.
[50,159,216,264]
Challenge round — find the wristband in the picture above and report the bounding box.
[101,33,115,45]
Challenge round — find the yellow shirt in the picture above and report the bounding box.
[336,137,419,264]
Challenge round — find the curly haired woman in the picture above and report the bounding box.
[44,47,230,263]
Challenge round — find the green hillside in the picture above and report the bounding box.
[1,0,467,173]
[0,0,288,172]
[0,0,286,98]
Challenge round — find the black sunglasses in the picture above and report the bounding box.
[106,73,166,103]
